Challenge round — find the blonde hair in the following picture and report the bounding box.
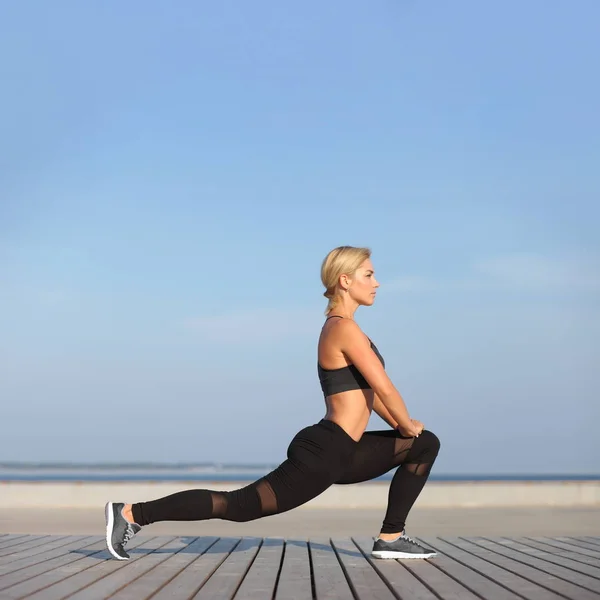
[320,245,371,315]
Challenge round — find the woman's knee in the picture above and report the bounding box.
[406,429,441,463]
[424,430,441,453]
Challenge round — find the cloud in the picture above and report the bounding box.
[0,282,72,307]
[183,253,599,344]
[184,307,321,343]
[383,275,439,293]
[385,253,600,295]
[38,289,71,306]
[473,254,600,291]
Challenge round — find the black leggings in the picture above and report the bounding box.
[132,419,440,534]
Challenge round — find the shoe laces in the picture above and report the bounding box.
[122,525,135,546]
[401,533,421,546]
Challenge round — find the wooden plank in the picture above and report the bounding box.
[274,539,312,600]
[547,537,600,555]
[0,536,60,559]
[0,535,49,554]
[463,537,600,600]
[331,537,396,600]
[2,534,598,600]
[0,536,100,578]
[0,535,31,549]
[0,533,31,548]
[353,537,439,600]
[0,536,58,559]
[23,535,165,600]
[396,547,482,600]
[0,536,97,587]
[415,537,523,600]
[1,538,117,599]
[110,536,218,600]
[192,537,261,599]
[0,537,103,598]
[0,535,92,571]
[443,536,594,600]
[150,537,241,600]
[234,537,284,600]
[579,537,600,548]
[65,536,196,600]
[309,537,355,600]
[520,537,600,568]
[483,537,600,591]
[424,536,565,600]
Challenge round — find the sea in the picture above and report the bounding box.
[1,464,597,482]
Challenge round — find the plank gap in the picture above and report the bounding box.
[444,537,575,600]
[518,537,600,572]
[329,538,362,600]
[416,537,520,600]
[305,537,316,600]
[420,537,534,600]
[471,537,600,600]
[271,538,287,599]
[480,536,600,589]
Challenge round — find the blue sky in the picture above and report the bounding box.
[1,1,598,474]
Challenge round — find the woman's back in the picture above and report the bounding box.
[317,316,383,440]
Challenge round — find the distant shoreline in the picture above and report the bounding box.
[1,473,599,482]
[2,463,598,483]
[2,479,599,509]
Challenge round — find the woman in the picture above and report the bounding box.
[105,246,440,560]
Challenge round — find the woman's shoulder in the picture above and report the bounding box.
[321,316,365,342]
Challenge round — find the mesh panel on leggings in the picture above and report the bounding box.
[256,480,278,515]
[395,437,434,475]
[401,432,438,477]
[210,492,228,518]
[393,437,414,464]
[403,461,434,476]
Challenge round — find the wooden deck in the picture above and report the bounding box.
[0,534,598,599]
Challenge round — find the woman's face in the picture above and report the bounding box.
[346,258,380,306]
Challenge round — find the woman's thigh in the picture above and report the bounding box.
[335,430,416,485]
[261,420,357,513]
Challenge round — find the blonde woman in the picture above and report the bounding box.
[105,246,440,560]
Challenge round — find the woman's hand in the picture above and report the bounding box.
[397,419,425,438]
[411,419,425,436]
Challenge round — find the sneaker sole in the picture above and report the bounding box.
[371,550,437,559]
[104,502,129,561]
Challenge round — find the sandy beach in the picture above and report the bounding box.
[2,506,599,538]
[2,480,598,539]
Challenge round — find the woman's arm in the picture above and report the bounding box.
[334,319,418,436]
[373,394,399,429]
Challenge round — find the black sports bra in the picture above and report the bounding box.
[317,315,385,397]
